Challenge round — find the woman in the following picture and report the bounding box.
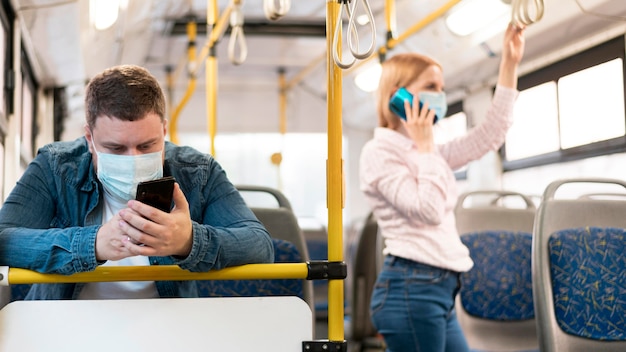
[359,23,526,352]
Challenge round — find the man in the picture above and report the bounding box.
[0,64,274,299]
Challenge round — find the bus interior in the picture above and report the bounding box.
[1,0,626,351]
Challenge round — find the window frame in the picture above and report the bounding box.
[0,0,11,137]
[20,48,37,161]
[445,100,468,180]
[500,35,626,171]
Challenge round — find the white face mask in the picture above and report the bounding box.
[419,91,448,124]
[91,140,163,202]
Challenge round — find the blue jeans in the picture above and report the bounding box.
[370,255,469,352]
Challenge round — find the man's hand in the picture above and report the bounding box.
[94,211,135,261]
[118,183,193,257]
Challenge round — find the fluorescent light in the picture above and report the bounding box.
[446,0,510,36]
[90,0,120,31]
[354,63,382,92]
[356,14,370,26]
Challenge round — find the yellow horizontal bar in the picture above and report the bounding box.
[8,263,309,284]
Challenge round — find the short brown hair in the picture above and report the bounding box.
[85,65,166,129]
[376,53,441,129]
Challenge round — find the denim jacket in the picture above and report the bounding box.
[0,138,274,299]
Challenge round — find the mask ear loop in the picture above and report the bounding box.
[89,133,100,155]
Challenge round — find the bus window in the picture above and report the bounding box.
[558,58,625,149]
[181,132,341,227]
[502,35,626,170]
[505,81,560,160]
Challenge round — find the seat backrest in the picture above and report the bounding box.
[454,190,538,352]
[349,212,384,344]
[455,190,536,234]
[533,178,626,352]
[235,185,315,317]
[236,185,311,260]
[197,238,304,299]
[301,224,330,323]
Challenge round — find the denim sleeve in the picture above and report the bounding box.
[0,151,101,274]
[171,159,274,272]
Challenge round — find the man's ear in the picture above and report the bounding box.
[84,124,94,153]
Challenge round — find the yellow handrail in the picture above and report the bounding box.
[5,263,309,285]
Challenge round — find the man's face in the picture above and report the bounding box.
[84,112,167,170]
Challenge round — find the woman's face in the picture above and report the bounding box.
[404,65,445,96]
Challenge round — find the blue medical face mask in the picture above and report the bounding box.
[91,140,163,202]
[418,91,447,124]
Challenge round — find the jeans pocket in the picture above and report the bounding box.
[370,279,389,320]
[409,267,448,284]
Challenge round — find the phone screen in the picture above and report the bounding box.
[389,87,438,123]
[135,176,175,213]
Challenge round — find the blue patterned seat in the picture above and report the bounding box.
[454,190,539,352]
[460,230,534,321]
[532,178,626,352]
[10,284,31,301]
[548,227,626,341]
[235,185,315,316]
[196,238,304,300]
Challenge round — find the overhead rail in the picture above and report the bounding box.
[167,0,245,155]
[285,53,325,90]
[264,0,291,21]
[345,0,462,75]
[332,0,376,69]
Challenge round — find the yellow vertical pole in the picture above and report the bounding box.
[170,20,197,145]
[326,0,345,342]
[165,65,174,122]
[385,0,396,36]
[207,0,219,156]
[276,68,287,191]
[278,69,287,135]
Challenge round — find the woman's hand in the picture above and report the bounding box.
[403,96,435,153]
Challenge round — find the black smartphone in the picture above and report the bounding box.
[389,87,439,123]
[135,176,175,213]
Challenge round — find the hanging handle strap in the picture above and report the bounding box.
[347,0,376,60]
[228,2,248,65]
[332,0,376,69]
[264,0,291,21]
[332,0,357,69]
[511,0,544,26]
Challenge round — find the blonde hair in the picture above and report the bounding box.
[376,53,442,129]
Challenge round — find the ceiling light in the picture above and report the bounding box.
[356,14,370,26]
[90,0,120,31]
[354,63,382,92]
[446,0,510,36]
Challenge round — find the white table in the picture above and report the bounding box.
[0,296,312,351]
